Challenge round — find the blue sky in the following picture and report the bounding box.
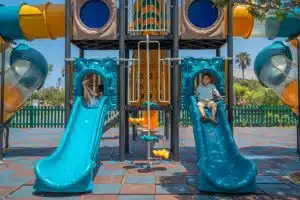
[2,0,287,88]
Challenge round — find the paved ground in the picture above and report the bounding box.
[1,127,300,199]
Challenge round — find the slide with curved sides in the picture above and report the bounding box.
[34,96,109,193]
[189,96,257,193]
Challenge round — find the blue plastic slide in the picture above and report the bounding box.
[34,96,109,193]
[189,96,257,193]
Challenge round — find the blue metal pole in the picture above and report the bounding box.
[0,40,5,161]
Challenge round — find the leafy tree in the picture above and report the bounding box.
[48,64,54,74]
[30,87,65,106]
[234,78,262,91]
[213,0,300,21]
[235,52,251,80]
[233,78,284,105]
[233,83,249,103]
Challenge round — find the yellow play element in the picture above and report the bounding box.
[3,148,9,153]
[281,80,298,115]
[129,117,144,125]
[129,111,159,131]
[225,5,254,38]
[142,110,159,130]
[19,3,65,40]
[152,149,169,159]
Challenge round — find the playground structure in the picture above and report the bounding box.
[0,0,298,195]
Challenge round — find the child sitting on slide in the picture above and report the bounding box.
[196,73,222,123]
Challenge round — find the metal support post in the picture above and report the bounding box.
[216,48,221,57]
[170,58,174,153]
[4,126,8,149]
[125,49,130,153]
[79,49,84,58]
[146,35,151,163]
[171,0,180,161]
[119,0,126,161]
[297,36,300,153]
[0,40,5,162]
[227,0,234,131]
[132,111,138,140]
[64,0,71,125]
[164,110,170,139]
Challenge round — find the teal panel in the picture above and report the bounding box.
[266,8,300,39]
[181,57,225,109]
[0,5,25,40]
[73,58,117,110]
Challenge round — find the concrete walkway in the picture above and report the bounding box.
[0,127,299,199]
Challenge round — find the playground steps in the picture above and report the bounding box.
[103,112,119,133]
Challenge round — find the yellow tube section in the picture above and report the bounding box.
[19,3,65,40]
[225,6,254,38]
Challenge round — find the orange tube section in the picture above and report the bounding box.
[225,6,254,38]
[281,81,298,115]
[290,36,299,48]
[0,37,10,52]
[4,85,24,122]
[19,3,65,40]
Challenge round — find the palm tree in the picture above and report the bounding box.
[61,66,65,77]
[56,77,62,90]
[235,52,251,80]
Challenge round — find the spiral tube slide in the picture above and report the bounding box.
[0,44,48,123]
[0,3,64,41]
[254,41,298,115]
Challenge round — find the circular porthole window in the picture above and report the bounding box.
[187,0,218,29]
[80,0,110,29]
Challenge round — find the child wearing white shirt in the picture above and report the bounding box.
[196,73,222,123]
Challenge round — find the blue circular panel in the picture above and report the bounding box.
[188,0,218,29]
[80,0,110,29]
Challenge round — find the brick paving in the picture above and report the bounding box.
[0,127,299,199]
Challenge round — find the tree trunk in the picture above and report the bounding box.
[242,69,245,80]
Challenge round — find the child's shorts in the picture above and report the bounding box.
[197,100,217,109]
